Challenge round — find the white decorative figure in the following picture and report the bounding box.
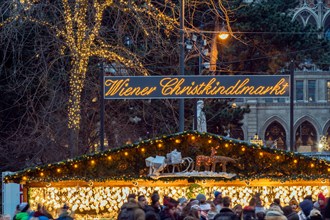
[197,100,207,132]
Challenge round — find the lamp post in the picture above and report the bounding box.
[289,60,294,151]
[192,14,229,131]
[100,61,105,151]
[179,0,185,132]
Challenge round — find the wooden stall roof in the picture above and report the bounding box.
[4,130,330,185]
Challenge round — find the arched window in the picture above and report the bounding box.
[295,121,317,152]
[264,121,287,150]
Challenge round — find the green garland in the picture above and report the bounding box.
[4,130,330,184]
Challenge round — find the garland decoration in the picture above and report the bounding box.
[4,130,330,184]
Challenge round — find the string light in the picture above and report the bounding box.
[4,131,330,186]
[28,185,329,219]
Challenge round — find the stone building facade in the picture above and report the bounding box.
[236,68,330,152]
[233,1,330,152]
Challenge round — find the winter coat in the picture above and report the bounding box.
[119,200,145,220]
[145,205,162,220]
[214,207,239,220]
[286,212,299,220]
[15,212,30,220]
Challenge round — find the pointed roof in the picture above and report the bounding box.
[4,130,330,184]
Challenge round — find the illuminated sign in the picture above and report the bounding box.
[104,75,290,99]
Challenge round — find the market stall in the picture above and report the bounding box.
[4,130,330,219]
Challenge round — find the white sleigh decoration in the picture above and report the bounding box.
[146,149,194,179]
[145,149,236,180]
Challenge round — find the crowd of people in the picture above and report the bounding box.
[117,191,330,220]
[12,203,73,220]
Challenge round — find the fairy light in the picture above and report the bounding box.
[58,0,176,131]
[28,185,329,219]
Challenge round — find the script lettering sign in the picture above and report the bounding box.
[104,75,290,99]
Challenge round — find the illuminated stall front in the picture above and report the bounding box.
[4,131,330,219]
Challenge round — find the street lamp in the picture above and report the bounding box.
[218,26,230,40]
[192,16,229,131]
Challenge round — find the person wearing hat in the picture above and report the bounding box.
[200,202,211,220]
[308,209,323,220]
[177,197,188,219]
[160,196,179,220]
[145,192,161,220]
[214,191,223,213]
[314,193,327,217]
[243,197,257,220]
[14,203,31,220]
[298,199,314,220]
[214,196,238,220]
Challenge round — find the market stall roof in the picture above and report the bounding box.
[4,130,330,184]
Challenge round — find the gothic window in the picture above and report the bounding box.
[296,80,304,101]
[295,121,317,152]
[307,80,316,102]
[264,121,287,150]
